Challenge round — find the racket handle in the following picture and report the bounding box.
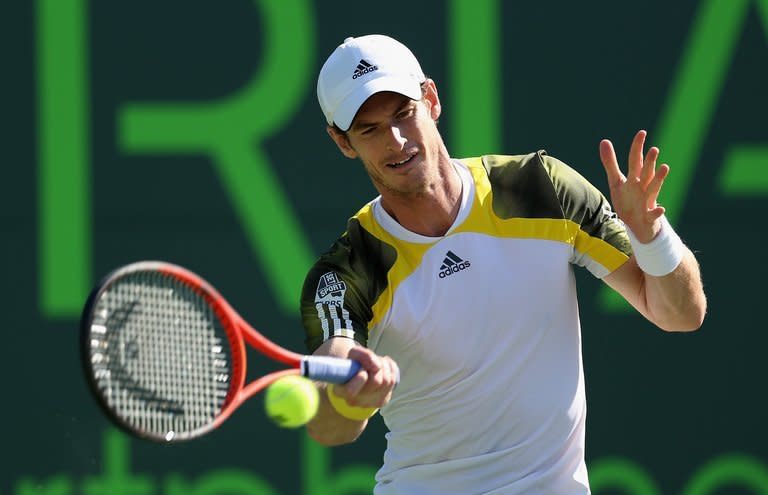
[301,356,361,383]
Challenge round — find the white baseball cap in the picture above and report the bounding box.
[317,35,426,131]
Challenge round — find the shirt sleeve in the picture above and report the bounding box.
[542,154,632,278]
[300,235,372,353]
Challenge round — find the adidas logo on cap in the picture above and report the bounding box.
[438,250,471,279]
[352,59,378,79]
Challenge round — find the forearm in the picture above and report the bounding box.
[604,228,707,332]
[627,216,707,331]
[641,247,706,331]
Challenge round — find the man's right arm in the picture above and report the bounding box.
[306,337,399,446]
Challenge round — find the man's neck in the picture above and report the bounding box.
[379,158,463,237]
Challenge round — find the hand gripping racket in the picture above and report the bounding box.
[80,261,360,442]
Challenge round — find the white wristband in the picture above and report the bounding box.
[626,216,685,276]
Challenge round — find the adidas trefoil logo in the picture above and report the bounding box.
[352,59,378,79]
[438,250,471,279]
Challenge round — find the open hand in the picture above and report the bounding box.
[599,130,669,243]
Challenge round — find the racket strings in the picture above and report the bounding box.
[88,271,232,439]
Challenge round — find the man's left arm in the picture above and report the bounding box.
[599,130,706,332]
[603,244,705,331]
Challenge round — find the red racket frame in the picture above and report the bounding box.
[81,261,354,442]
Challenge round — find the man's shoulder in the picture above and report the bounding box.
[477,151,546,170]
[458,151,565,191]
[461,151,574,176]
[308,201,397,279]
[461,152,589,192]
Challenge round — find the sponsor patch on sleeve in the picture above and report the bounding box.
[315,271,347,304]
[314,272,354,341]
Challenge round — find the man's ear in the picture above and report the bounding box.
[326,126,358,159]
[422,79,442,122]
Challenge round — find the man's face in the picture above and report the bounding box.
[329,80,443,197]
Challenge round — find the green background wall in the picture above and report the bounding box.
[3,0,767,493]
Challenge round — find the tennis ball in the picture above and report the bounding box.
[264,375,319,428]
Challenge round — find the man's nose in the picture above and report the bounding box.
[385,125,407,150]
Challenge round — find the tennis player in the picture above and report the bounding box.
[300,34,706,494]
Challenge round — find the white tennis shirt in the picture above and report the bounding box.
[301,153,631,494]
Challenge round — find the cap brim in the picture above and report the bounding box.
[333,76,423,131]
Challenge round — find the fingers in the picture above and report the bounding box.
[339,368,368,398]
[339,347,377,397]
[336,347,399,408]
[628,130,647,180]
[599,139,623,186]
[602,130,664,188]
[347,346,381,376]
[648,205,666,222]
[641,146,659,187]
[646,163,669,211]
[356,356,398,407]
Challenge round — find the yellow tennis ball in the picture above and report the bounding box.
[264,375,319,428]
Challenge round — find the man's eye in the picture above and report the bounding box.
[361,127,376,135]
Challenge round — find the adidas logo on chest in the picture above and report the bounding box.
[438,250,471,279]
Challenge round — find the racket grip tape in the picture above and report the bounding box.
[301,356,361,384]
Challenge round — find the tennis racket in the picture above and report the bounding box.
[80,260,360,442]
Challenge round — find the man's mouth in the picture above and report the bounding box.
[387,151,418,169]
